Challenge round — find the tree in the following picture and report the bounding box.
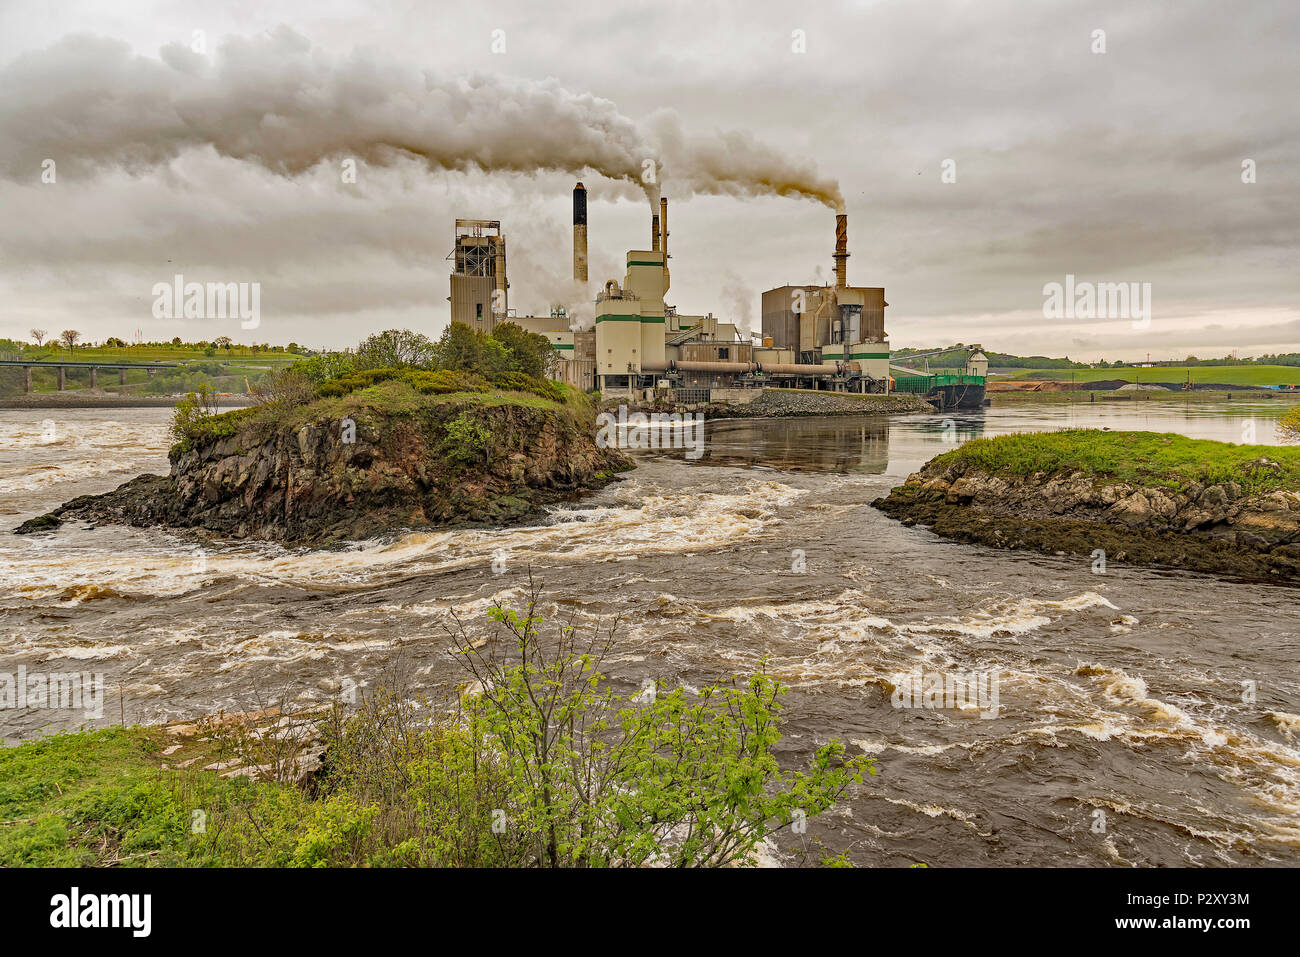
[489,321,558,378]
[293,352,356,383]
[432,322,485,374]
[249,367,316,409]
[355,329,438,369]
[30,329,46,347]
[480,337,513,376]
[213,336,233,354]
[60,330,81,350]
[443,582,873,867]
[171,336,183,346]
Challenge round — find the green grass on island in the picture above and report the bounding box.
[170,371,588,457]
[930,429,1300,494]
[168,324,589,454]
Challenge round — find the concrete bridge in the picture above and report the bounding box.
[0,359,183,392]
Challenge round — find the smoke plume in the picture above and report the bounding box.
[0,29,843,210]
[718,270,755,338]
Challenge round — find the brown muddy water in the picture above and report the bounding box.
[1,401,1298,866]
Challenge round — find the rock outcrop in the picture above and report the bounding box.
[19,384,631,545]
[874,451,1300,580]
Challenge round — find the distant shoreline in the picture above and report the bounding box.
[989,390,1293,405]
[0,394,255,410]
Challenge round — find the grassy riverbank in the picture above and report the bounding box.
[0,597,869,868]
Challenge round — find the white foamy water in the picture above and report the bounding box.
[0,414,170,496]
[0,477,804,602]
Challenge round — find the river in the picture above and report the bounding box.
[1,399,1297,866]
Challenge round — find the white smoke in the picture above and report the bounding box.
[0,30,843,211]
[648,111,844,211]
[718,270,755,338]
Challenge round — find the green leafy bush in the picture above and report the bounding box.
[169,403,260,454]
[316,367,492,398]
[301,589,871,867]
[316,368,402,397]
[169,387,220,448]
[293,353,357,384]
[313,365,560,403]
[491,371,562,402]
[1281,405,1300,444]
[441,412,494,466]
[405,369,491,395]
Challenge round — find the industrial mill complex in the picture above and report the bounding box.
[447,182,988,409]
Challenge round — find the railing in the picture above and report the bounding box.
[0,359,184,368]
[892,374,984,394]
[892,375,934,394]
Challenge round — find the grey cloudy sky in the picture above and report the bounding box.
[0,0,1296,360]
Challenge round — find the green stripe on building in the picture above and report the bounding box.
[594,314,665,323]
[626,260,665,267]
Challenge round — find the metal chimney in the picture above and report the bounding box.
[834,213,849,288]
[660,197,669,288]
[572,182,588,283]
[494,234,507,324]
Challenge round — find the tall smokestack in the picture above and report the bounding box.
[651,209,660,252]
[572,182,587,283]
[834,213,849,288]
[494,234,507,322]
[660,197,669,288]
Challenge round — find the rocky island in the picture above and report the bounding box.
[873,429,1300,580]
[18,369,630,545]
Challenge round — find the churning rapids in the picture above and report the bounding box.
[2,400,1298,867]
